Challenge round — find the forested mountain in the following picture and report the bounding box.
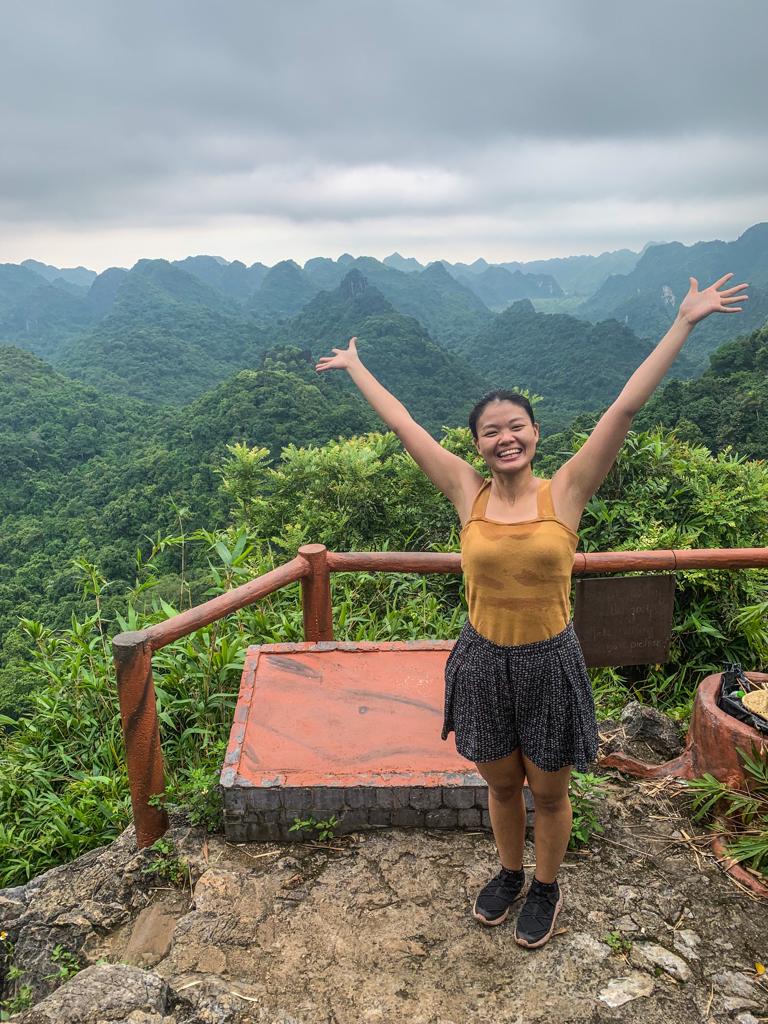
[86,267,129,318]
[497,248,641,296]
[635,323,768,459]
[173,255,268,302]
[579,224,768,368]
[383,252,423,273]
[450,264,563,309]
[0,263,94,358]
[452,299,661,432]
[54,260,271,403]
[301,256,495,348]
[249,259,319,318]
[349,259,493,350]
[0,341,381,699]
[266,269,492,434]
[21,259,97,291]
[6,225,764,424]
[382,248,642,297]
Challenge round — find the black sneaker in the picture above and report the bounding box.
[472,867,526,926]
[514,877,563,948]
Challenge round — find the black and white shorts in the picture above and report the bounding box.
[441,618,599,771]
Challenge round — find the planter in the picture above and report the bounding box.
[599,671,768,897]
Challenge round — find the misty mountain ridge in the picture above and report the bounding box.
[579,222,768,370]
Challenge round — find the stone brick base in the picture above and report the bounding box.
[223,783,535,843]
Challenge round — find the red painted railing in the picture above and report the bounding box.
[112,543,768,847]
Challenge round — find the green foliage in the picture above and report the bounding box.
[0,934,33,1019]
[149,763,224,833]
[142,837,189,887]
[568,771,608,849]
[637,324,768,459]
[602,930,633,956]
[44,945,82,983]
[687,746,768,878]
[288,815,339,842]
[220,429,480,557]
[456,300,657,434]
[0,984,32,1020]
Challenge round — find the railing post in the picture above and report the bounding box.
[298,543,334,641]
[113,630,168,848]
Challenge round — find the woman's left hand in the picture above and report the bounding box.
[678,273,749,326]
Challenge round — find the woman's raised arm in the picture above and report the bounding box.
[315,336,483,507]
[553,273,749,515]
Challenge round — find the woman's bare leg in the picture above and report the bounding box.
[473,749,527,869]
[522,757,572,883]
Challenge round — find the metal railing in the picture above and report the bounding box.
[113,543,768,847]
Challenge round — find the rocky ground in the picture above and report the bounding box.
[1,771,767,1024]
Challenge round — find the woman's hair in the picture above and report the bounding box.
[468,391,536,439]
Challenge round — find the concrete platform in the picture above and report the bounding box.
[220,640,533,841]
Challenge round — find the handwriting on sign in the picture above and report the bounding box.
[573,576,676,667]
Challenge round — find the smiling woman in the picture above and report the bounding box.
[315,271,748,948]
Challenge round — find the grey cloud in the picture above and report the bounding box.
[0,0,765,253]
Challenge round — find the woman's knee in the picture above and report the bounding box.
[525,760,572,814]
[474,751,525,802]
[531,790,571,815]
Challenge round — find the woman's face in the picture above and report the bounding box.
[473,400,539,474]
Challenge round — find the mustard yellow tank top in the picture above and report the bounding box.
[460,477,579,646]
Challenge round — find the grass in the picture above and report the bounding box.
[686,745,768,879]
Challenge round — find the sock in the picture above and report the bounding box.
[532,876,558,891]
[501,865,524,877]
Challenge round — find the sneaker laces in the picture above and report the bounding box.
[484,867,523,892]
[479,867,524,903]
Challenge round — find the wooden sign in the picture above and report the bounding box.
[573,575,675,667]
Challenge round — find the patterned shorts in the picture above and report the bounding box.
[441,618,599,772]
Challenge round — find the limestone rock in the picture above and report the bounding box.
[0,819,202,1003]
[711,970,760,1001]
[672,928,701,961]
[15,964,167,1023]
[631,942,692,982]
[567,932,611,961]
[613,914,639,933]
[123,903,184,969]
[620,702,683,757]
[598,973,655,1007]
[171,975,260,1024]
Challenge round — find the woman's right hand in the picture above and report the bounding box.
[315,336,360,373]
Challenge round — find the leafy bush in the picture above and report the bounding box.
[687,746,768,879]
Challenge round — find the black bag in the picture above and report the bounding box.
[719,662,768,736]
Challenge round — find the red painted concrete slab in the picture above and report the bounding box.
[222,641,480,789]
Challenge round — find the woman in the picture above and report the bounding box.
[315,272,747,949]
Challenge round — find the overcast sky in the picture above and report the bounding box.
[1,0,766,271]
